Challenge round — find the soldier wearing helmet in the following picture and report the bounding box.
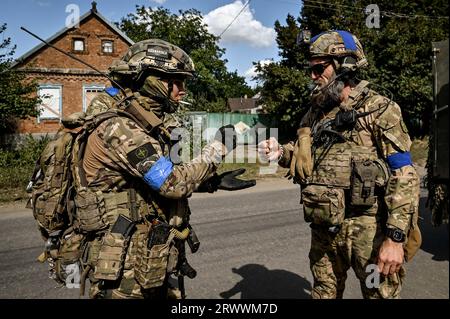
[78,39,255,299]
[259,30,420,298]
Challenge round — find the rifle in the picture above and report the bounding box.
[176,235,197,299]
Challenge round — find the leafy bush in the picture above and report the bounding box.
[0,134,50,201]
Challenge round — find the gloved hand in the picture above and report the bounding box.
[197,168,256,193]
[214,124,237,153]
[289,127,313,180]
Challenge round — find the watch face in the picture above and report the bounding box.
[388,228,405,242]
[393,230,403,241]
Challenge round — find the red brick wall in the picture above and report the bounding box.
[17,74,110,134]
[21,15,129,71]
[15,13,131,134]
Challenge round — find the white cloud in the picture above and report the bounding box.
[150,0,167,4]
[244,59,273,79]
[133,7,153,31]
[203,1,276,48]
[32,0,50,6]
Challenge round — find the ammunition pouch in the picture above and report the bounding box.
[135,229,177,289]
[302,185,345,227]
[93,232,130,281]
[350,159,388,207]
[93,214,135,281]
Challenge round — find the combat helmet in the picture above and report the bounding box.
[308,30,368,71]
[109,39,195,81]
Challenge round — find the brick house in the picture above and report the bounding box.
[11,2,133,138]
[227,93,263,114]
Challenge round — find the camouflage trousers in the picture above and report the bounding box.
[309,215,405,299]
[89,272,170,299]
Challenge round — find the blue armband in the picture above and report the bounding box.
[143,157,174,190]
[105,87,119,97]
[386,152,413,170]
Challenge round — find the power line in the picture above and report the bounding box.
[219,0,252,38]
[303,0,449,20]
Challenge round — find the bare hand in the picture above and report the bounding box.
[258,137,282,161]
[377,238,404,275]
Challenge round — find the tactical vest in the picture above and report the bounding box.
[73,91,193,294]
[307,81,384,189]
[71,89,182,233]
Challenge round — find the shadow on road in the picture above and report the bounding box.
[418,196,449,261]
[219,264,311,299]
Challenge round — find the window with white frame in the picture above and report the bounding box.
[83,85,105,112]
[73,38,85,52]
[37,85,62,121]
[102,40,114,54]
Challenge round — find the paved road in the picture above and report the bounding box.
[0,180,448,299]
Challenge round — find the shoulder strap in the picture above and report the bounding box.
[340,80,370,111]
[110,89,165,134]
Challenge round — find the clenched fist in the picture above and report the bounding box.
[258,137,282,162]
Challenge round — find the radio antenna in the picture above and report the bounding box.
[20,27,125,92]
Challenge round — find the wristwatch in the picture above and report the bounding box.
[386,227,406,243]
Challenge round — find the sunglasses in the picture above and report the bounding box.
[308,62,332,76]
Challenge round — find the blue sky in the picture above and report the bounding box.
[0,0,302,86]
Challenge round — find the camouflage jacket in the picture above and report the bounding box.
[82,89,226,226]
[279,81,420,232]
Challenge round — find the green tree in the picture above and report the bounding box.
[0,23,40,135]
[257,0,449,137]
[118,6,254,112]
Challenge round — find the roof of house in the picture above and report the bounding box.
[228,98,258,111]
[12,1,134,68]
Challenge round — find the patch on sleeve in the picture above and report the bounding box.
[127,143,157,167]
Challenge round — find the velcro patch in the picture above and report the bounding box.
[146,45,170,60]
[127,143,156,167]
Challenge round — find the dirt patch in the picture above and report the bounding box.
[0,199,28,210]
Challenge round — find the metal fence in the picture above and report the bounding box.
[186,112,278,144]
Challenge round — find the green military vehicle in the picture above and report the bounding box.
[427,39,449,227]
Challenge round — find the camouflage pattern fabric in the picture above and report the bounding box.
[309,30,368,69]
[309,215,404,299]
[81,91,227,298]
[279,80,419,299]
[85,92,117,116]
[83,115,224,197]
[109,38,195,78]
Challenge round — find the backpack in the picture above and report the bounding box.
[27,99,164,239]
[26,96,165,289]
[26,111,123,240]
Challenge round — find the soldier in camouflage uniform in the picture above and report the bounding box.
[75,39,254,299]
[259,30,420,299]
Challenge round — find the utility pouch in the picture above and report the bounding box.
[350,160,379,206]
[135,225,175,289]
[59,232,84,264]
[301,185,345,226]
[93,215,135,281]
[74,190,107,232]
[33,193,66,234]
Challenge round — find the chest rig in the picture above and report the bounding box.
[308,81,381,188]
[71,89,183,234]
